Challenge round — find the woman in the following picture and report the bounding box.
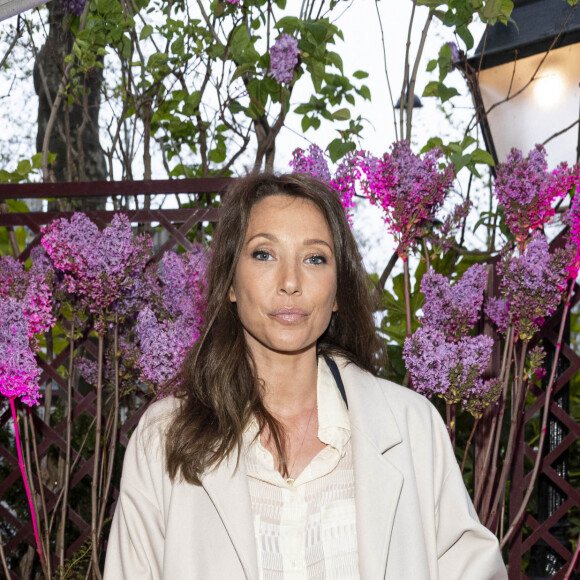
[104,173,507,579]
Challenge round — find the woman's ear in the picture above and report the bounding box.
[332,296,338,312]
[229,285,237,302]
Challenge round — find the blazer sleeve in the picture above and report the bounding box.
[103,404,168,580]
[431,409,508,580]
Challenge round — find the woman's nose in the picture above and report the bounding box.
[278,260,302,295]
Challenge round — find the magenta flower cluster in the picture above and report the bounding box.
[0,298,42,406]
[269,34,299,84]
[41,213,152,330]
[486,233,569,341]
[494,145,573,244]
[363,142,454,258]
[403,265,501,417]
[565,190,580,281]
[290,145,331,183]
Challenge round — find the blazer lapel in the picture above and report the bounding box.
[340,361,404,580]
[201,453,259,580]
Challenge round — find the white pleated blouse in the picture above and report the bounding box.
[244,359,360,580]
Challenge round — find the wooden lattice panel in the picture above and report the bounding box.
[508,282,580,580]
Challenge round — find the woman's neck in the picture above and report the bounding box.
[253,348,319,419]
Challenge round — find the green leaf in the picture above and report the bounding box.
[6,199,29,212]
[326,51,343,72]
[438,82,459,102]
[332,108,351,121]
[140,24,154,40]
[230,63,253,83]
[426,59,437,72]
[304,21,328,44]
[352,70,369,79]
[470,148,495,166]
[328,139,355,163]
[438,43,452,82]
[275,16,302,33]
[358,85,371,100]
[301,116,312,132]
[16,160,32,176]
[456,25,474,51]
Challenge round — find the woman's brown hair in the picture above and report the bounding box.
[165,172,385,484]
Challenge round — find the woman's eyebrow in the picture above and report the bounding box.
[246,232,277,244]
[303,239,334,252]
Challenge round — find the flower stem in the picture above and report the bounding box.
[91,333,105,580]
[564,535,580,580]
[9,397,45,567]
[403,255,412,338]
[461,419,479,474]
[445,402,456,450]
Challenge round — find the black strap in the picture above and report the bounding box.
[324,356,348,409]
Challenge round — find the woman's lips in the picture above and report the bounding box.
[269,307,308,324]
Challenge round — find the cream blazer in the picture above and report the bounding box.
[103,359,507,580]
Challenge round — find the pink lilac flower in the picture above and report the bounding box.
[565,190,580,281]
[0,297,41,406]
[494,145,574,245]
[361,141,454,258]
[403,327,499,417]
[290,145,331,182]
[269,34,299,84]
[330,152,365,224]
[41,213,152,328]
[420,264,488,341]
[489,232,569,340]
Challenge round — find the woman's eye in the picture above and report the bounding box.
[306,255,327,265]
[252,250,273,261]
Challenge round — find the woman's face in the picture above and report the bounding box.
[229,194,338,361]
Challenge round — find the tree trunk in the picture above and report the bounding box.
[33,2,106,209]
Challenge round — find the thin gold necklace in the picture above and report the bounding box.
[286,398,317,485]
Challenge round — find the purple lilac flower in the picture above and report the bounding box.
[491,232,569,340]
[41,213,152,328]
[0,298,41,406]
[136,307,199,386]
[420,264,488,341]
[494,145,573,245]
[161,246,209,319]
[485,297,510,334]
[75,356,113,387]
[226,0,240,4]
[269,34,299,84]
[403,327,498,417]
[0,255,55,341]
[290,145,331,182]
[59,0,86,16]
[361,141,454,258]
